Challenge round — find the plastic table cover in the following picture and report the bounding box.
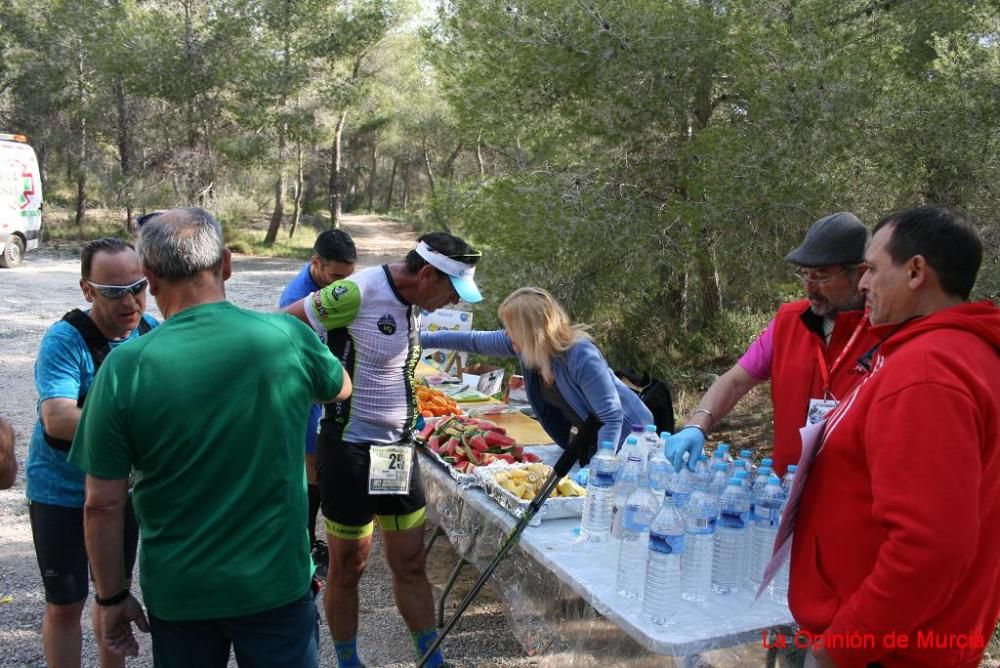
[419,448,801,667]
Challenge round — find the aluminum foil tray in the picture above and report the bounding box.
[474,462,585,526]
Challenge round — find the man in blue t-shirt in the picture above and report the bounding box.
[26,237,157,668]
[278,228,356,575]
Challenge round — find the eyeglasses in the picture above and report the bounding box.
[792,267,853,286]
[86,277,148,299]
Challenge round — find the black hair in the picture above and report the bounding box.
[873,205,982,299]
[81,238,134,279]
[404,232,480,274]
[314,229,357,263]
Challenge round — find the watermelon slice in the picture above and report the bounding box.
[484,430,515,447]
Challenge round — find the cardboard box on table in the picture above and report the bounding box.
[420,308,473,376]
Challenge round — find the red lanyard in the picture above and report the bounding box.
[815,316,867,400]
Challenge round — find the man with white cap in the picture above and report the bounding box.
[284,231,482,668]
[666,212,880,476]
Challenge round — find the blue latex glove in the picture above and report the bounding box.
[665,427,705,472]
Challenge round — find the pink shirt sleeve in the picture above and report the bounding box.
[738,318,775,381]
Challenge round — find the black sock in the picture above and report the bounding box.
[307,484,321,544]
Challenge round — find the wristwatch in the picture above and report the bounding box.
[94,589,130,607]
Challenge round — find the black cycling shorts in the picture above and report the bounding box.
[29,498,139,605]
[316,433,426,540]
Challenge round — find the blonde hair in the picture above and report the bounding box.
[498,287,591,382]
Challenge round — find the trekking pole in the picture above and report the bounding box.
[417,416,601,668]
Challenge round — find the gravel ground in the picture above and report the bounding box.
[0,215,536,667]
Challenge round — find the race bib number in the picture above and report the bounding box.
[368,445,413,495]
[806,398,838,425]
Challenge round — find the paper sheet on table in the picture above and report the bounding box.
[755,418,826,600]
[479,412,554,446]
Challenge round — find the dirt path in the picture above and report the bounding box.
[0,214,534,667]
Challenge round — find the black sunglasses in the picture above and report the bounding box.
[86,277,148,300]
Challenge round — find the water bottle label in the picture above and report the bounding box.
[686,518,716,535]
[649,532,685,555]
[592,472,616,488]
[623,506,650,533]
[719,510,749,529]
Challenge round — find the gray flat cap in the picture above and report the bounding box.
[785,212,869,267]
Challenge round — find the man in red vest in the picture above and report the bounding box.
[666,212,880,475]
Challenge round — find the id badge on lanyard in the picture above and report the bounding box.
[806,398,838,425]
[368,444,413,495]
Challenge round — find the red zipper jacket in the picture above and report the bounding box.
[789,301,1000,667]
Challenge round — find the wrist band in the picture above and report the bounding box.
[692,408,714,420]
[682,424,707,437]
[95,589,130,607]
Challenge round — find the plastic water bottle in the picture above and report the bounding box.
[680,486,717,602]
[693,454,712,489]
[750,466,773,509]
[734,468,751,491]
[616,478,658,599]
[616,435,642,471]
[748,475,785,585]
[771,492,791,602]
[712,477,751,595]
[643,491,685,625]
[580,441,619,542]
[667,467,694,509]
[640,424,660,461]
[781,464,798,494]
[709,443,733,474]
[733,456,749,475]
[657,431,671,459]
[707,461,730,497]
[761,457,773,471]
[772,558,790,603]
[611,455,643,539]
[647,448,673,497]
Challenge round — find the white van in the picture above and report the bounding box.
[0,133,43,267]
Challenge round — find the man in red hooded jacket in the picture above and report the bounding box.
[790,205,1000,668]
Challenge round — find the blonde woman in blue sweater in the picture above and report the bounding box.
[421,287,652,461]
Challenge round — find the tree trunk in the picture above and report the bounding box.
[183,0,199,202]
[289,139,304,239]
[402,162,411,211]
[108,0,134,231]
[422,139,435,195]
[384,157,398,211]
[74,48,87,227]
[328,110,348,229]
[442,141,462,180]
[265,126,287,245]
[366,131,378,213]
[476,131,485,178]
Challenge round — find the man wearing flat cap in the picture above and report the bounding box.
[666,212,880,475]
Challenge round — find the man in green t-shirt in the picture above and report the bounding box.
[69,207,352,667]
